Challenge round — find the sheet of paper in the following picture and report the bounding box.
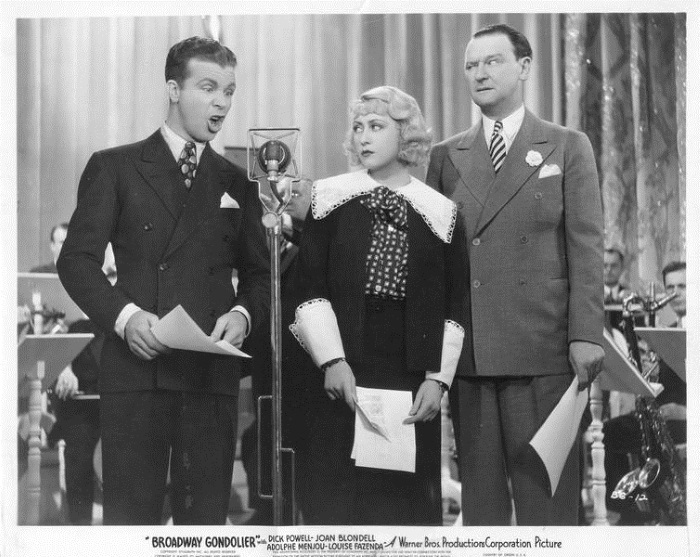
[351,387,416,473]
[529,377,588,496]
[151,305,250,358]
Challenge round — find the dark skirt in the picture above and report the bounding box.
[299,296,442,525]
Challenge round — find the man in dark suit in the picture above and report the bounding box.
[57,36,269,525]
[427,24,604,525]
[604,247,630,304]
[31,222,68,273]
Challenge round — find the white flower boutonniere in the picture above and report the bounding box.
[526,150,543,167]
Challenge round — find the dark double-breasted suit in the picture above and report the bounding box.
[58,130,269,524]
[427,109,604,525]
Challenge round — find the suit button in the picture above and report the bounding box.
[534,192,543,199]
[520,235,528,244]
[473,280,481,288]
[210,310,216,317]
[519,278,527,285]
[158,262,169,271]
[457,201,464,209]
[143,222,153,231]
[472,238,481,246]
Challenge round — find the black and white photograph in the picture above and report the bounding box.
[1,1,698,556]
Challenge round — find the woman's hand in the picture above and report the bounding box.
[324,360,356,410]
[404,380,443,424]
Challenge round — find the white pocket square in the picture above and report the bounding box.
[220,192,240,209]
[538,164,562,179]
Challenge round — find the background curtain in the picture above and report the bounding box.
[564,13,686,290]
[17,13,560,270]
[17,12,685,287]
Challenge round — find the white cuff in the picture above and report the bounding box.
[114,303,141,339]
[230,305,251,337]
[289,298,345,368]
[425,319,465,388]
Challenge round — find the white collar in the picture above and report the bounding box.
[160,122,206,164]
[482,105,526,149]
[311,169,457,243]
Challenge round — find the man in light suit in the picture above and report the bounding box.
[427,24,604,525]
[57,37,270,525]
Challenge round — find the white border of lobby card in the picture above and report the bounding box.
[1,2,698,557]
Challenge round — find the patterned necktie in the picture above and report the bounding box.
[178,142,197,188]
[489,120,506,173]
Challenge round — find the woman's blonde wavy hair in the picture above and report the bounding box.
[343,85,433,168]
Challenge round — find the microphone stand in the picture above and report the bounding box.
[266,209,287,526]
[250,133,299,526]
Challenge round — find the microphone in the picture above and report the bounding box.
[247,128,301,225]
[258,140,291,183]
[651,291,678,312]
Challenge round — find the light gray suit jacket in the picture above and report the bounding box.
[427,110,604,377]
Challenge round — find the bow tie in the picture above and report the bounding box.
[365,186,406,228]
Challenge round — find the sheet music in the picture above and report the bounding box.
[351,387,416,473]
[529,377,588,496]
[151,305,250,358]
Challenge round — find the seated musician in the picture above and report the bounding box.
[31,222,68,274]
[604,247,632,332]
[602,261,686,525]
[603,247,631,304]
[47,248,116,525]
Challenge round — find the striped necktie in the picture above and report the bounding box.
[489,120,506,173]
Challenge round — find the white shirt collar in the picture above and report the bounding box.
[482,105,526,152]
[160,122,206,164]
[311,169,457,243]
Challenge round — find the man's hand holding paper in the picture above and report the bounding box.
[151,305,250,358]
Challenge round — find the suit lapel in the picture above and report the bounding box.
[280,244,299,276]
[134,131,183,220]
[474,110,555,236]
[450,123,496,207]
[163,144,227,259]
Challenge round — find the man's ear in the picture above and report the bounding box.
[166,79,180,103]
[518,57,532,81]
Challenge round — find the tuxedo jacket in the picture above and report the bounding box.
[58,130,270,395]
[427,110,604,377]
[292,174,468,373]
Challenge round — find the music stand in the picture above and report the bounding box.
[636,327,686,382]
[18,333,93,525]
[599,328,663,397]
[17,272,85,323]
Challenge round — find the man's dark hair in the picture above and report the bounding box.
[605,247,625,265]
[473,23,533,60]
[662,261,686,285]
[165,36,237,85]
[50,222,69,242]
